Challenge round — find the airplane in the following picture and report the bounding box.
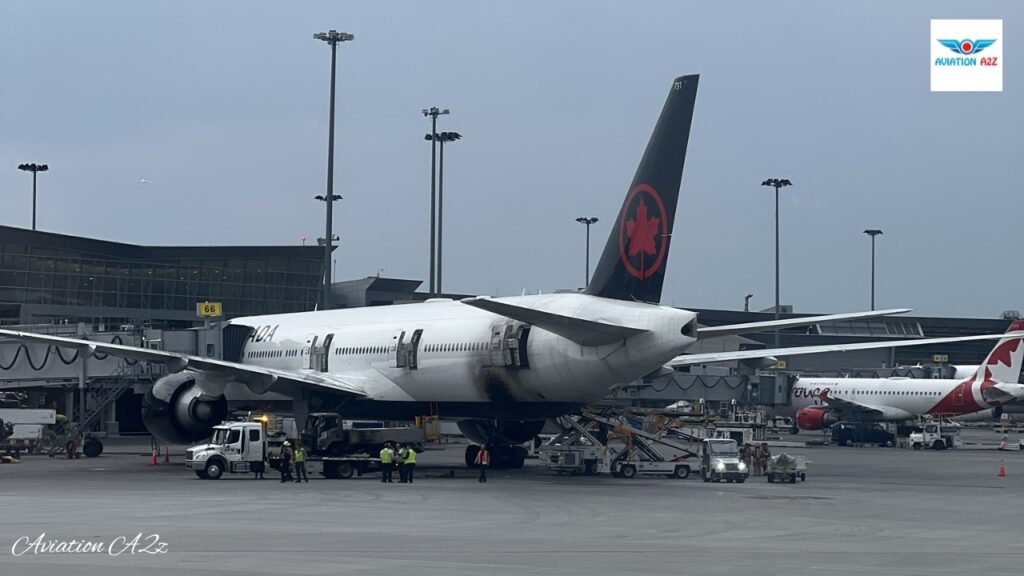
[0,74,1019,469]
[778,320,1024,431]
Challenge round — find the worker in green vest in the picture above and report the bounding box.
[379,442,395,483]
[402,443,417,483]
[293,443,308,483]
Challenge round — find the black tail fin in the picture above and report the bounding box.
[584,74,699,304]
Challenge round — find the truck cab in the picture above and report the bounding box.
[700,438,748,483]
[186,421,266,479]
[909,423,961,451]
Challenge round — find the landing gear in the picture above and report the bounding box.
[464,444,526,469]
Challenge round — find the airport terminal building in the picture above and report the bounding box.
[0,225,325,328]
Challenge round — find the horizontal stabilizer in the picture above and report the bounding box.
[669,331,1024,368]
[461,298,648,346]
[697,308,912,339]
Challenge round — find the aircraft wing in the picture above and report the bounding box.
[0,328,367,398]
[697,308,912,338]
[668,331,1024,368]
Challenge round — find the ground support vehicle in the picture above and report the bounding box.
[699,438,749,483]
[540,409,698,479]
[910,423,962,450]
[766,453,807,483]
[831,422,896,447]
[186,421,268,479]
[189,416,419,479]
[0,409,56,457]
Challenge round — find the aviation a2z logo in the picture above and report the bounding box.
[618,184,669,280]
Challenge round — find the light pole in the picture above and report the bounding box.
[575,217,599,287]
[17,163,49,231]
[424,131,462,295]
[422,107,449,297]
[761,178,792,348]
[744,293,753,312]
[864,229,883,310]
[313,29,354,310]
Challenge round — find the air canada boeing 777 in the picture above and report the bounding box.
[0,75,1017,468]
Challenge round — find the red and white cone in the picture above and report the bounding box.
[150,449,158,465]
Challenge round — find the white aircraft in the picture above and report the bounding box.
[778,320,1024,431]
[0,75,1018,468]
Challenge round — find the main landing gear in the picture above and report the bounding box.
[465,444,527,469]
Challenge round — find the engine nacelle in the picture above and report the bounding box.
[796,407,839,431]
[457,419,546,445]
[141,373,228,444]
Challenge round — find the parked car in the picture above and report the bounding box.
[831,423,895,447]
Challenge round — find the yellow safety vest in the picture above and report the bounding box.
[380,448,393,464]
[404,448,416,464]
[294,449,305,463]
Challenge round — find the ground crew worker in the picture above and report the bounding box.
[293,443,308,483]
[379,442,395,483]
[474,445,490,483]
[402,443,417,483]
[279,441,293,483]
[760,443,771,477]
[397,444,409,483]
[751,444,762,476]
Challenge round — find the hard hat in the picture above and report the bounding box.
[283,441,291,446]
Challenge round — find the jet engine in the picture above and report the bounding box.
[457,419,546,469]
[795,407,838,431]
[141,373,228,444]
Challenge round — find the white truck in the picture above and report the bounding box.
[699,438,749,483]
[186,421,268,479]
[0,408,57,456]
[909,423,962,450]
[186,419,409,480]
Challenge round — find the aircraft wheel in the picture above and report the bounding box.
[464,445,480,468]
[83,439,103,458]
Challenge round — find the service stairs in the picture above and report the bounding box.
[48,362,137,457]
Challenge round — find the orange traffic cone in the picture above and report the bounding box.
[150,449,158,465]
[998,460,1006,477]
[164,448,170,463]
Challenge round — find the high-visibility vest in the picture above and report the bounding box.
[294,449,305,463]
[475,449,489,466]
[404,448,416,464]
[379,448,393,464]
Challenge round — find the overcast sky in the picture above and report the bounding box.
[1,1,1020,317]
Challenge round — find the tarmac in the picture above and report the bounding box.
[1,429,1023,576]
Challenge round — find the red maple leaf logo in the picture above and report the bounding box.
[624,199,660,258]
[987,339,1021,368]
